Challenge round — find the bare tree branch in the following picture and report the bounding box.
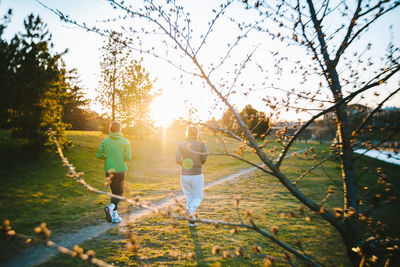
[168,212,321,266]
[275,54,400,169]
[333,0,362,67]
[293,154,337,185]
[354,87,400,136]
[195,0,234,56]
[1,221,113,267]
[334,1,400,67]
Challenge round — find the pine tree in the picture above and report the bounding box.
[7,14,71,148]
[62,68,90,129]
[0,8,13,128]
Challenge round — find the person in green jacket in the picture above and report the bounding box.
[96,121,132,223]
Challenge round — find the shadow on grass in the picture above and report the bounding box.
[189,226,207,266]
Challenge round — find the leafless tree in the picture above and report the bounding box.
[39,0,400,265]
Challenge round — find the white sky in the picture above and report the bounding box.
[1,0,399,125]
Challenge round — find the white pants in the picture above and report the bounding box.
[181,174,204,214]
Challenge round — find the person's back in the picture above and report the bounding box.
[176,139,207,175]
[175,125,207,227]
[97,132,131,173]
[97,121,131,223]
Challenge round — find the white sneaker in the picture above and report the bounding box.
[112,210,122,223]
[188,214,196,227]
[104,205,114,223]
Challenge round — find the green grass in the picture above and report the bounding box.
[1,128,400,266]
[0,127,273,263]
[38,164,350,266]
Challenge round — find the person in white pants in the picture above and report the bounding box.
[176,125,208,226]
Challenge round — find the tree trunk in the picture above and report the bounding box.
[339,219,362,266]
[111,68,116,122]
[336,106,358,210]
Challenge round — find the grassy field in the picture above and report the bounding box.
[1,128,399,266]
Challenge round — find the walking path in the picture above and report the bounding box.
[1,166,260,267]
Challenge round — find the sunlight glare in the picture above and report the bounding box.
[149,92,184,128]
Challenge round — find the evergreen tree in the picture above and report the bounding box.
[62,69,90,129]
[7,14,71,148]
[0,8,13,128]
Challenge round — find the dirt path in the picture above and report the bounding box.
[2,166,259,267]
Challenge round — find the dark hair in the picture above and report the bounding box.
[185,125,199,140]
[110,121,121,133]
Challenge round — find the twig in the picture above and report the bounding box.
[320,164,342,188]
[293,154,336,185]
[167,211,321,267]
[353,128,400,161]
[353,88,400,136]
[274,64,400,169]
[0,221,113,267]
[48,128,325,265]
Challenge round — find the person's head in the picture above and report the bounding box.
[186,125,199,140]
[110,121,121,133]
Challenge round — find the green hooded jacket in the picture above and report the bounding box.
[96,132,132,173]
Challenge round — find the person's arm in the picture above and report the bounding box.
[201,142,208,164]
[124,140,132,161]
[175,144,183,166]
[96,141,105,160]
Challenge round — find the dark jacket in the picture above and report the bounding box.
[176,139,207,175]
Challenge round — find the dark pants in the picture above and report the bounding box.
[106,171,125,210]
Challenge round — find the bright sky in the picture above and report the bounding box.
[1,0,399,126]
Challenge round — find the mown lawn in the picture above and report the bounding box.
[1,128,399,266]
[0,127,301,263]
[39,142,400,266]
[39,170,352,266]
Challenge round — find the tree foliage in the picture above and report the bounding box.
[0,13,86,148]
[0,8,13,128]
[61,69,105,131]
[97,31,128,122]
[221,104,270,138]
[97,34,158,133]
[119,59,158,130]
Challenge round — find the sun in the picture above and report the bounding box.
[149,93,184,128]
